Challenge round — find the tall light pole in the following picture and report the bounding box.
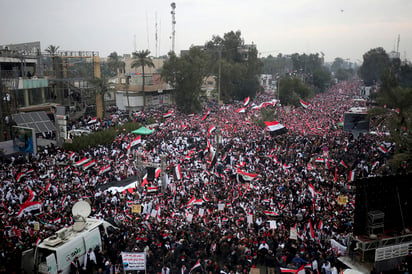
[170,2,176,54]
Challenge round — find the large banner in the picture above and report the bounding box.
[330,239,347,256]
[121,252,146,271]
[12,126,37,154]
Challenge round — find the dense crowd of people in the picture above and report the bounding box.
[0,79,407,274]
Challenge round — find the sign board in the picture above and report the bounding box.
[121,252,146,271]
[12,126,37,154]
[290,227,298,240]
[132,204,141,213]
[337,195,348,205]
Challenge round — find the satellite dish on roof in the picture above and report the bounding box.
[72,201,91,232]
[72,200,91,218]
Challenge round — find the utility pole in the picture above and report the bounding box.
[170,2,176,54]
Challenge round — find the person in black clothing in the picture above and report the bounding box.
[70,256,82,274]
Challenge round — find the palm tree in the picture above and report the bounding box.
[45,45,60,77]
[131,50,155,110]
[107,52,125,77]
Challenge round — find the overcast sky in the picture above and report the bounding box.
[1,0,411,62]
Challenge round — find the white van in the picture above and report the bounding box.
[30,218,114,274]
[22,218,115,274]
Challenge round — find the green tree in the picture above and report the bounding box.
[107,52,125,77]
[335,68,354,81]
[161,47,211,114]
[359,47,391,86]
[291,53,322,74]
[279,76,313,106]
[312,66,332,93]
[45,45,60,56]
[131,50,155,110]
[331,57,345,73]
[205,30,262,103]
[261,53,293,75]
[45,45,60,78]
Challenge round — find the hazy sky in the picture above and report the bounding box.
[1,0,411,62]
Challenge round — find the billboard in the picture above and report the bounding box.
[12,126,37,154]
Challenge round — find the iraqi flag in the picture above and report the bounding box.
[264,121,285,132]
[163,109,174,118]
[155,167,162,178]
[236,107,247,113]
[309,220,315,239]
[16,172,26,182]
[237,168,259,181]
[17,201,42,217]
[187,196,196,207]
[74,157,91,167]
[299,99,309,109]
[83,160,96,170]
[147,186,158,193]
[378,145,388,154]
[339,160,348,169]
[208,125,216,136]
[35,238,41,247]
[127,135,142,150]
[201,109,210,121]
[190,260,202,272]
[244,96,250,107]
[263,211,278,217]
[99,165,111,175]
[88,117,97,124]
[175,164,182,180]
[308,183,316,198]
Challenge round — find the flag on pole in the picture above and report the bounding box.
[88,117,97,124]
[201,109,210,121]
[163,109,174,118]
[190,260,202,273]
[309,220,315,239]
[339,160,348,169]
[299,99,309,109]
[208,125,216,136]
[378,145,388,154]
[74,157,91,167]
[147,186,158,192]
[16,172,25,182]
[127,136,142,150]
[308,184,316,197]
[99,165,111,175]
[155,167,161,178]
[236,107,247,113]
[237,168,259,181]
[17,201,43,217]
[244,96,250,107]
[83,160,96,170]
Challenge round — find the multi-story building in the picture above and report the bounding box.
[114,55,173,111]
